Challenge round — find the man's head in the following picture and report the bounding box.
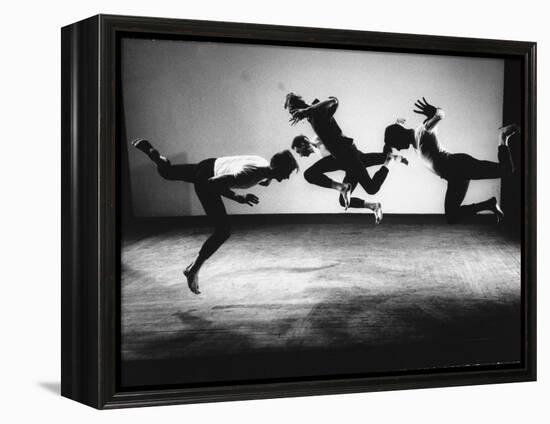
[270,150,299,181]
[284,92,309,113]
[384,123,414,151]
[291,135,314,157]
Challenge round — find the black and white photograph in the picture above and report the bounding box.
[119,36,524,387]
[3,0,547,420]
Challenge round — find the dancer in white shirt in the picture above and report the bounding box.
[383,98,517,223]
[131,138,298,294]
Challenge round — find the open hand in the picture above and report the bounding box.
[413,97,437,123]
[390,147,409,165]
[385,152,408,166]
[289,108,309,126]
[237,193,259,206]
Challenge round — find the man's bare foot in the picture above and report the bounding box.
[184,266,200,295]
[340,183,352,210]
[498,124,520,146]
[489,197,504,224]
[373,203,383,225]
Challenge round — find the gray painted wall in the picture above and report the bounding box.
[122,38,504,216]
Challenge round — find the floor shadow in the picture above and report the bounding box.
[206,263,340,280]
[295,285,522,368]
[38,381,60,394]
[123,309,256,361]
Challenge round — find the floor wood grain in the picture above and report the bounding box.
[121,218,521,382]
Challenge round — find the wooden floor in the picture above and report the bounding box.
[120,216,521,386]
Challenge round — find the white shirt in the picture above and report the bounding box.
[213,155,270,189]
[312,137,331,158]
[413,124,449,176]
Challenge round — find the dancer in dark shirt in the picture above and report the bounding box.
[285,93,405,222]
[285,94,404,208]
[291,134,407,224]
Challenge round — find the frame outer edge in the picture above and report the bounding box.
[98,13,119,408]
[61,14,102,409]
[526,42,537,381]
[61,14,537,409]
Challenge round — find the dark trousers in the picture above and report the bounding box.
[303,151,387,208]
[157,158,231,263]
[442,145,514,223]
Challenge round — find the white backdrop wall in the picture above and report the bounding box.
[2,1,546,423]
[123,39,504,216]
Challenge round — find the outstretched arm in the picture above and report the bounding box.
[413,97,445,132]
[290,97,339,125]
[207,175,259,206]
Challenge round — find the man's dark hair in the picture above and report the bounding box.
[284,92,309,110]
[291,135,309,150]
[384,123,412,151]
[270,150,299,173]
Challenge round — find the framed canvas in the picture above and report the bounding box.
[61,14,536,409]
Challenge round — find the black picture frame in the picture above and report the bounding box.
[61,14,537,409]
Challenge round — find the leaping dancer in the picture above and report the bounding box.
[291,134,407,224]
[285,94,406,223]
[383,97,518,223]
[131,138,298,294]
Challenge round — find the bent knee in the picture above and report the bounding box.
[365,186,380,195]
[303,168,316,185]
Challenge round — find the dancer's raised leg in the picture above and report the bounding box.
[336,147,406,196]
[303,156,353,208]
[131,138,198,182]
[335,150,405,223]
[338,176,383,224]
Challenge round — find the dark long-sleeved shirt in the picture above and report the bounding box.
[306,97,354,153]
